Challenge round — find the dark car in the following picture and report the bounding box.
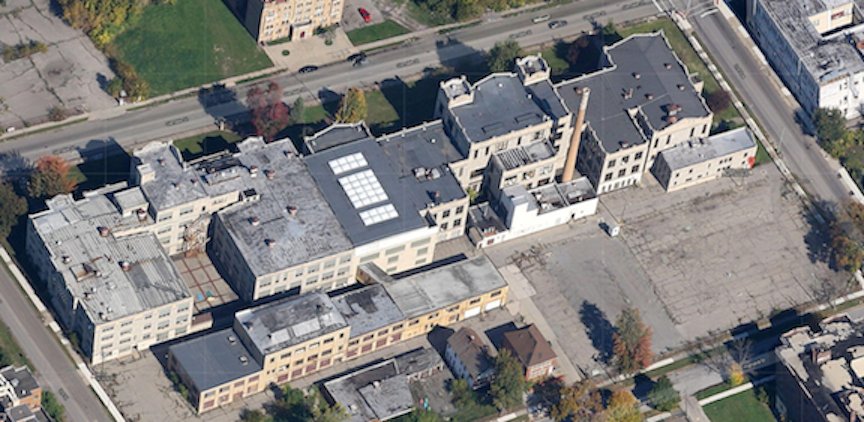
[359,8,371,22]
[347,53,366,62]
[548,20,568,29]
[353,58,370,67]
[298,65,318,74]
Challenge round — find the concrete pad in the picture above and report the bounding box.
[263,28,359,70]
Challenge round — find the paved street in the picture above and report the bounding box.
[0,0,658,168]
[0,266,111,421]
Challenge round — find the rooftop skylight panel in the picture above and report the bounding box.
[338,170,388,208]
[328,152,368,175]
[359,204,399,226]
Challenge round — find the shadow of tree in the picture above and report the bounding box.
[579,300,615,363]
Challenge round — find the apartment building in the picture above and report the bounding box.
[653,127,758,192]
[746,0,864,118]
[468,177,597,248]
[435,55,574,194]
[774,314,864,422]
[26,190,194,365]
[225,0,344,43]
[556,32,713,194]
[0,366,42,422]
[169,256,509,414]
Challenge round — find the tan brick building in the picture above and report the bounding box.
[227,0,344,43]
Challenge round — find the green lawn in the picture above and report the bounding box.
[0,317,30,369]
[696,383,733,400]
[540,46,570,75]
[114,0,273,96]
[406,1,454,27]
[702,389,777,422]
[346,20,411,46]
[173,131,243,160]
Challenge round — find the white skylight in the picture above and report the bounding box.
[338,170,388,208]
[359,204,399,226]
[328,152,368,175]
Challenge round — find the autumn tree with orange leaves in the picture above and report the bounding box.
[28,155,78,199]
[247,81,290,141]
[611,307,653,375]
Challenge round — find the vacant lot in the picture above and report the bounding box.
[114,0,272,96]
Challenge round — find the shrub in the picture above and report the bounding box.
[48,106,69,122]
[705,89,732,113]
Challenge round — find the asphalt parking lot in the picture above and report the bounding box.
[485,165,846,375]
[0,0,115,129]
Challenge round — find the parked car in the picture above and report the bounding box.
[347,53,366,62]
[548,20,567,29]
[298,65,318,74]
[532,14,550,23]
[359,8,371,22]
[353,58,370,67]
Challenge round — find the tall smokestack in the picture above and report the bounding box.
[562,88,590,183]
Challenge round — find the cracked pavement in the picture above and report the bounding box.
[0,0,115,129]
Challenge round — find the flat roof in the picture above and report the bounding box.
[659,127,757,171]
[331,284,405,338]
[236,292,348,356]
[0,366,38,401]
[449,74,553,143]
[756,0,864,83]
[557,32,711,154]
[304,137,431,246]
[214,138,353,277]
[134,141,211,212]
[304,122,374,153]
[29,194,190,322]
[377,256,507,319]
[168,328,262,391]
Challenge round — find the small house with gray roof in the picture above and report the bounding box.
[653,127,758,192]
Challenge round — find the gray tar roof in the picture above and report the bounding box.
[168,328,262,391]
[659,127,757,171]
[304,136,430,246]
[377,121,467,207]
[304,122,374,153]
[134,142,212,212]
[0,366,39,400]
[236,292,348,356]
[5,404,36,422]
[331,284,405,338]
[449,74,554,143]
[214,138,353,277]
[557,32,711,154]
[447,328,494,381]
[30,194,190,322]
[757,0,864,84]
[376,256,507,319]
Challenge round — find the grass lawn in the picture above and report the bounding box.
[346,20,411,46]
[696,382,733,400]
[114,0,273,96]
[755,138,772,166]
[173,131,243,160]
[406,1,453,27]
[449,403,497,422]
[540,46,570,75]
[365,90,401,131]
[0,318,30,369]
[702,389,777,422]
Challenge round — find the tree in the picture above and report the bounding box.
[293,96,306,124]
[611,307,653,375]
[647,375,679,411]
[27,155,78,199]
[449,378,475,408]
[814,107,847,154]
[705,90,732,113]
[247,81,291,141]
[831,222,863,272]
[241,409,270,422]
[48,106,69,122]
[42,391,66,422]
[727,362,745,386]
[106,77,123,98]
[0,183,26,241]
[490,348,529,411]
[566,36,592,67]
[401,409,445,422]
[605,390,641,422]
[486,40,523,72]
[549,380,603,422]
[312,402,348,422]
[335,88,367,124]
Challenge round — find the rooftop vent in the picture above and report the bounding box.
[646,93,654,100]
[678,84,685,91]
[250,217,260,226]
[575,86,584,94]
[136,209,147,221]
[62,256,71,264]
[239,355,248,365]
[249,166,259,178]
[633,72,641,79]
[99,227,111,237]
[228,335,237,344]
[620,141,630,149]
[157,158,165,166]
[287,206,299,216]
[264,169,275,179]
[120,261,131,272]
[666,104,682,116]
[172,183,180,190]
[191,179,198,186]
[265,238,276,247]
[813,347,831,364]
[666,116,679,124]
[623,88,634,100]
[665,63,672,70]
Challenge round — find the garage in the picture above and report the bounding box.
[463,306,481,319]
[484,299,501,311]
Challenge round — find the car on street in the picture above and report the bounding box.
[353,58,370,67]
[298,65,318,74]
[548,20,567,29]
[347,53,366,62]
[359,8,371,22]
[532,14,550,23]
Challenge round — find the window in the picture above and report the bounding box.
[295,269,304,277]
[323,260,335,268]
[349,339,360,346]
[386,245,405,255]
[427,312,439,320]
[604,173,613,181]
[416,247,428,256]
[157,226,171,234]
[635,152,643,160]
[340,255,352,263]
[447,306,460,312]
[281,352,292,360]
[469,298,481,305]
[454,219,462,227]
[490,290,502,297]
[409,319,420,326]
[415,258,427,265]
[102,335,114,341]
[470,168,485,178]
[456,206,464,214]
[359,253,380,263]
[307,264,319,274]
[621,156,629,164]
[443,210,451,218]
[121,320,133,327]
[607,159,615,168]
[618,169,626,177]
[337,267,349,276]
[158,321,170,330]
[120,329,132,336]
[631,165,640,173]
[176,317,188,325]
[388,256,399,264]
[440,223,448,230]
[306,277,317,286]
[179,207,194,216]
[393,324,404,331]
[363,334,374,342]
[158,309,171,318]
[323,337,334,344]
[377,329,389,336]
[157,213,173,222]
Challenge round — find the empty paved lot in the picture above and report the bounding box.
[485,165,845,375]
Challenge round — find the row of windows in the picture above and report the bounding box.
[101,304,189,333]
[607,151,643,169]
[603,165,640,181]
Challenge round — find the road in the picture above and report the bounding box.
[0,268,111,421]
[657,0,851,213]
[0,0,658,165]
